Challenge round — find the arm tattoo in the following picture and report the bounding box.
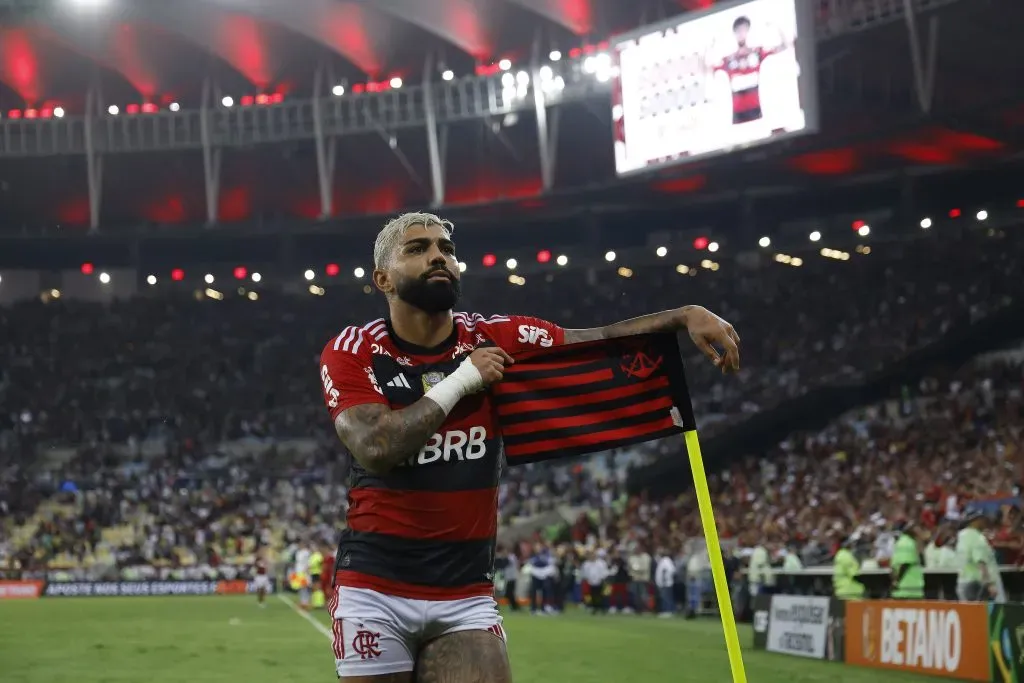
[563,306,691,344]
[334,398,448,475]
[416,630,512,683]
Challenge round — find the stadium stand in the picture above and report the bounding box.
[5,0,1024,681]
[2,220,1021,590]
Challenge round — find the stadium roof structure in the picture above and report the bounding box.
[0,0,691,104]
[0,0,1021,238]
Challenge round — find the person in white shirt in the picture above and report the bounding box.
[687,544,711,618]
[748,543,773,598]
[293,542,311,608]
[923,533,943,569]
[780,543,803,593]
[654,550,677,617]
[782,547,803,571]
[921,528,957,599]
[627,547,653,614]
[581,550,610,614]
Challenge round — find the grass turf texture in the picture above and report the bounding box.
[0,596,935,683]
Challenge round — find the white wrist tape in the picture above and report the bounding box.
[424,357,484,415]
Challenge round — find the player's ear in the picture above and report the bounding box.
[372,268,393,295]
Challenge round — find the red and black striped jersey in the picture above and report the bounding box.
[494,333,694,464]
[714,45,784,115]
[319,313,564,600]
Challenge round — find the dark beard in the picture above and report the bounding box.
[395,274,461,313]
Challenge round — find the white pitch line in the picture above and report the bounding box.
[277,593,333,642]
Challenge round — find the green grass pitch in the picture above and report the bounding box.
[0,595,936,682]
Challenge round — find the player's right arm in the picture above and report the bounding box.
[319,329,512,475]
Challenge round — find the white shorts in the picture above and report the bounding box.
[329,586,506,677]
[252,575,272,592]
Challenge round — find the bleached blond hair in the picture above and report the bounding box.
[373,212,454,270]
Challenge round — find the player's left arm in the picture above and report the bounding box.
[767,24,793,54]
[562,305,740,372]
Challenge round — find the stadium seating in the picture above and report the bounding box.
[1,222,1022,579]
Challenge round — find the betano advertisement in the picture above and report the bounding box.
[845,600,990,682]
[756,596,1024,682]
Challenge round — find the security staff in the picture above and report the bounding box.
[309,546,325,609]
[891,521,924,599]
[957,509,1005,603]
[833,537,865,600]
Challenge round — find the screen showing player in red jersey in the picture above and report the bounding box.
[317,212,740,682]
[714,16,789,125]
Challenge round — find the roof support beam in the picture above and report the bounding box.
[200,0,388,77]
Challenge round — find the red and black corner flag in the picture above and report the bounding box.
[492,332,696,465]
[494,332,749,683]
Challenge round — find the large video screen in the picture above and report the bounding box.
[612,0,819,176]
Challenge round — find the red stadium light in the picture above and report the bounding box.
[536,250,552,264]
[852,220,866,230]
[7,110,21,119]
[569,47,583,58]
[256,94,269,105]
[475,63,502,77]
[233,266,248,280]
[1017,199,1024,208]
[352,84,365,94]
[39,108,52,119]
[482,254,497,267]
[24,109,37,119]
[270,93,284,104]
[693,236,709,251]
[949,208,961,218]
[141,103,158,114]
[126,104,140,115]
[325,263,340,277]
[170,268,185,282]
[240,95,254,107]
[80,262,94,275]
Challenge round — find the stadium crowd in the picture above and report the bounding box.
[1,223,1022,603]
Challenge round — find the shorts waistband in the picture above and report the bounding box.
[334,570,494,601]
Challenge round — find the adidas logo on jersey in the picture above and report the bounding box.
[386,374,412,389]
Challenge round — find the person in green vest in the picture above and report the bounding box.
[891,521,925,600]
[833,536,865,600]
[956,509,1005,603]
[309,546,325,609]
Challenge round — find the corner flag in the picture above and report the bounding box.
[493,332,748,683]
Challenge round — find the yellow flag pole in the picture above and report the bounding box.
[684,429,748,683]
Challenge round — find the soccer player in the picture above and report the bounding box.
[712,15,791,125]
[253,548,271,608]
[319,212,740,682]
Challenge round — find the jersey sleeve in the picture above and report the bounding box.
[489,315,565,353]
[319,328,387,421]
